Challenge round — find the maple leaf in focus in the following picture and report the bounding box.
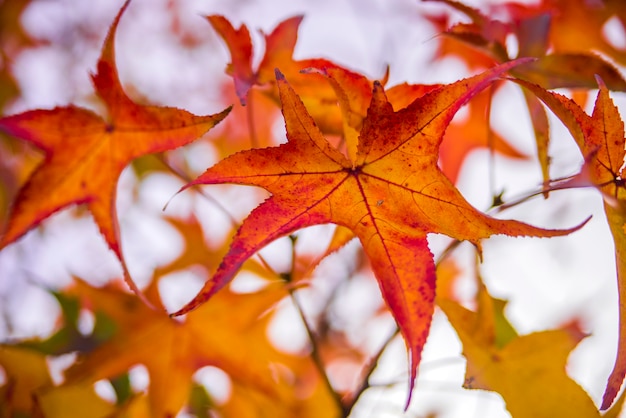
[173,61,586,407]
[0,0,230,296]
[515,77,626,410]
[438,281,626,417]
[62,277,301,417]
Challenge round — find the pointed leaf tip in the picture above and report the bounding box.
[104,0,132,51]
[169,55,588,413]
[404,373,415,411]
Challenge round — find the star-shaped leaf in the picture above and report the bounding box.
[173,60,586,407]
[0,0,231,296]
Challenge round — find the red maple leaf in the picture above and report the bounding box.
[172,60,586,407]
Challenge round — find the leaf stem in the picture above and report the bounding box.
[486,84,498,202]
[246,90,259,148]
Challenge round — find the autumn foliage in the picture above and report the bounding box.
[2,0,626,417]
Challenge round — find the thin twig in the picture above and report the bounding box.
[343,326,401,415]
[288,286,348,416]
[284,234,347,416]
[489,175,590,213]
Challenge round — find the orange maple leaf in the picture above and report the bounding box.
[529,0,626,65]
[439,280,626,417]
[0,345,52,416]
[154,214,272,284]
[425,0,626,91]
[64,277,296,417]
[310,65,524,186]
[173,60,586,407]
[0,0,230,296]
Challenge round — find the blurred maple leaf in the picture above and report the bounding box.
[62,277,310,417]
[154,214,275,286]
[207,14,369,136]
[208,15,341,105]
[172,61,586,408]
[424,0,626,192]
[38,384,118,418]
[527,0,626,65]
[0,344,121,418]
[153,214,228,280]
[424,0,626,89]
[0,345,52,417]
[438,279,626,417]
[0,0,39,110]
[214,367,340,418]
[0,0,41,229]
[18,287,114,355]
[0,1,231,297]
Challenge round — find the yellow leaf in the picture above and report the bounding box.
[439,283,609,417]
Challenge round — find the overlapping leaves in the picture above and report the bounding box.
[514,77,626,409]
[172,60,586,407]
[1,0,625,416]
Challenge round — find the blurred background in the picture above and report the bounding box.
[1,0,625,416]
